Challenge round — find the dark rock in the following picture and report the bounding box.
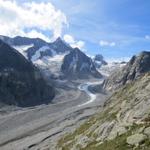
[94,54,107,68]
[50,37,73,53]
[0,40,55,107]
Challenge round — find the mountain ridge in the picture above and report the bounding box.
[103,51,150,91]
[0,35,73,61]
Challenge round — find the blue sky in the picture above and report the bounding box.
[49,0,150,60]
[1,0,150,61]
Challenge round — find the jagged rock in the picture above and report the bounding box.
[107,124,127,140]
[126,134,147,146]
[94,54,107,68]
[103,51,150,91]
[61,48,102,79]
[95,121,116,142]
[50,37,72,53]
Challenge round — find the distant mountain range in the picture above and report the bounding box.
[0,35,105,79]
[0,35,73,61]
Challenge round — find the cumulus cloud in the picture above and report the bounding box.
[63,34,85,50]
[25,30,50,42]
[145,35,150,40]
[99,40,116,47]
[63,34,75,44]
[0,0,68,41]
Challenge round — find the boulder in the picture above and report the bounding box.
[126,134,147,146]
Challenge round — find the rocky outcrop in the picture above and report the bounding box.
[144,127,150,138]
[103,51,150,91]
[126,134,147,146]
[50,37,72,54]
[94,54,107,68]
[0,40,55,107]
[61,48,102,79]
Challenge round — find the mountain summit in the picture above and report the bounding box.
[61,48,102,79]
[94,54,108,68]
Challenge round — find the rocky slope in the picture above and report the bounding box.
[61,48,102,79]
[57,73,150,150]
[0,40,55,107]
[103,51,150,91]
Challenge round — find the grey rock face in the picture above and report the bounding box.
[103,51,150,91]
[50,37,72,53]
[0,40,55,107]
[126,134,147,146]
[94,54,107,68]
[61,48,102,79]
[144,127,150,138]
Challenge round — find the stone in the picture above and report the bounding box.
[126,134,147,146]
[108,125,127,140]
[103,51,150,91]
[144,127,150,138]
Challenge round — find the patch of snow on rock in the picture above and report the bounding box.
[31,46,49,62]
[69,55,78,71]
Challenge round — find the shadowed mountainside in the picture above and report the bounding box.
[0,40,55,107]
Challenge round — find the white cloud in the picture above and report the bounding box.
[0,0,68,41]
[99,40,116,47]
[145,35,150,40]
[25,30,50,42]
[72,41,85,49]
[63,34,85,50]
[63,34,75,44]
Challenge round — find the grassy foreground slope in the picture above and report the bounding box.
[57,73,150,150]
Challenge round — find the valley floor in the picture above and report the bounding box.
[0,79,108,150]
